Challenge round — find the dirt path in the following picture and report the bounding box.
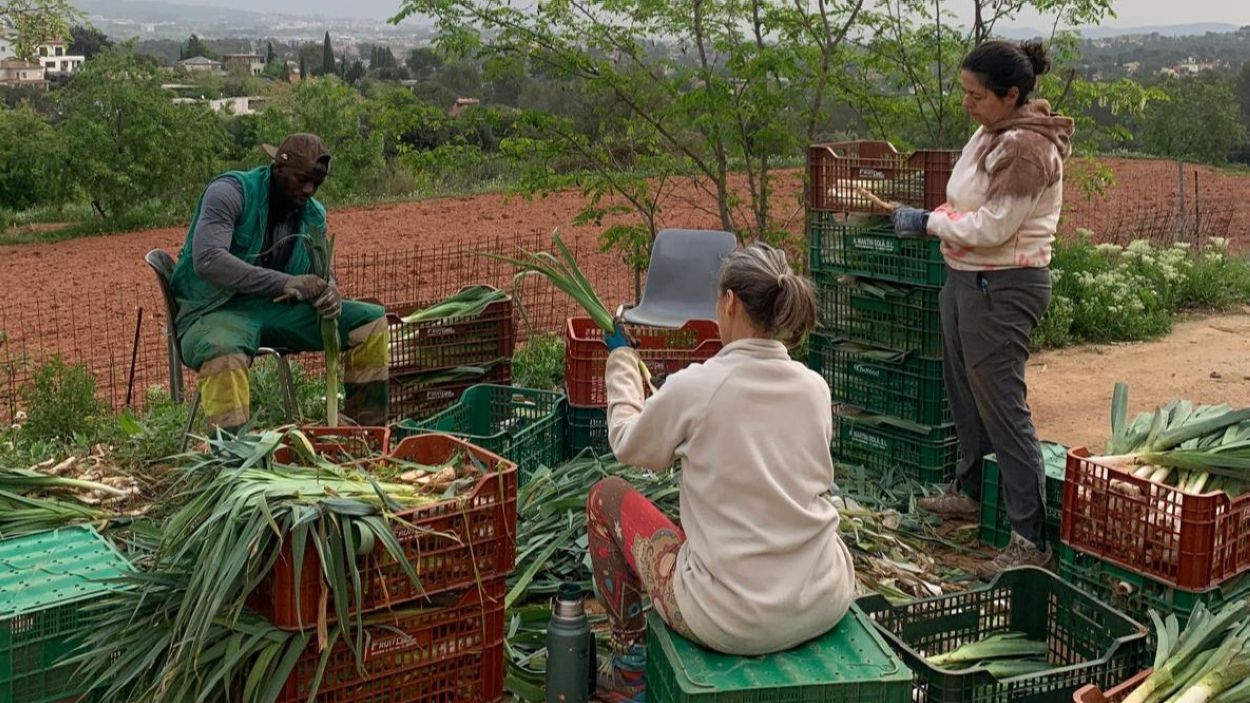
[1028,310,1250,450]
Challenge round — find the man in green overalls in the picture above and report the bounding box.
[170,133,389,433]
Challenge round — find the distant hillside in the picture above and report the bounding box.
[999,22,1243,40]
[76,0,433,41]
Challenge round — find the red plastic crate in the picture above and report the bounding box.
[387,289,514,376]
[807,141,958,214]
[252,434,518,630]
[271,426,392,464]
[1073,670,1150,703]
[278,578,506,703]
[389,362,512,422]
[1061,447,1250,591]
[564,317,721,407]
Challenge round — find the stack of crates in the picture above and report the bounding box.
[1,526,134,703]
[392,383,567,486]
[561,317,721,457]
[805,141,960,485]
[252,434,517,702]
[386,286,516,423]
[1056,446,1250,632]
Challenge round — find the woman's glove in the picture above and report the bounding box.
[603,323,633,351]
[891,206,930,234]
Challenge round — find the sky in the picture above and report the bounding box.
[157,0,1250,27]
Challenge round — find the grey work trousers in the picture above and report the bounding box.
[940,266,1051,544]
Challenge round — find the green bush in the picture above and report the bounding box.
[512,335,565,391]
[250,357,329,427]
[115,385,192,465]
[19,357,107,446]
[1034,232,1250,349]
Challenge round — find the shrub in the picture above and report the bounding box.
[512,335,565,391]
[19,357,107,446]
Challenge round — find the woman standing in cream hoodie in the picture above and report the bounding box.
[586,243,856,702]
[891,40,1074,577]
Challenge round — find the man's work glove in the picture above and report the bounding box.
[280,274,328,303]
[890,205,930,235]
[603,322,634,351]
[314,284,342,319]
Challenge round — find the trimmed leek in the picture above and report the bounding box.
[311,232,339,426]
[400,285,507,325]
[926,632,1048,669]
[1124,599,1250,703]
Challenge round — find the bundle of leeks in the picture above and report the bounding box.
[925,631,1053,678]
[1122,598,1250,703]
[1096,382,1250,496]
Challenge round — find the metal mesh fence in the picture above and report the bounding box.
[0,231,637,422]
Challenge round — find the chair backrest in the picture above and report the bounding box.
[144,249,185,368]
[622,229,738,328]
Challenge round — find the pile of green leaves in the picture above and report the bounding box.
[73,428,462,703]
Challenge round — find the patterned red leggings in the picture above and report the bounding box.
[586,476,702,650]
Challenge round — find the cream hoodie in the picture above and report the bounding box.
[927,100,1075,271]
[605,339,856,655]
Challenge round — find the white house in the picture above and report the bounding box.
[0,59,47,88]
[208,95,267,115]
[0,31,14,60]
[36,41,84,75]
[40,54,82,75]
[223,53,265,77]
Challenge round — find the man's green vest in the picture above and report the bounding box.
[170,165,327,333]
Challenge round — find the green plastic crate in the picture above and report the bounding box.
[566,405,610,458]
[646,606,911,702]
[815,276,943,358]
[808,211,946,287]
[834,414,959,485]
[1,526,134,703]
[978,441,1068,549]
[811,334,950,427]
[857,567,1150,703]
[1059,547,1250,631]
[393,384,566,485]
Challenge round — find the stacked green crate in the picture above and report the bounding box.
[1,526,134,703]
[808,210,956,485]
[978,441,1068,548]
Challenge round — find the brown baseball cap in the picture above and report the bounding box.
[262,133,331,176]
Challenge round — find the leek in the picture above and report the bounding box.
[481,230,655,391]
[1124,600,1250,703]
[311,231,339,427]
[926,632,1048,668]
[400,285,507,325]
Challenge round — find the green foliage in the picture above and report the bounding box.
[0,103,69,214]
[18,357,107,446]
[70,24,112,59]
[1137,76,1247,164]
[406,47,444,79]
[1238,60,1250,131]
[249,357,328,427]
[258,77,386,201]
[1,0,82,60]
[58,49,230,218]
[115,385,192,466]
[1067,155,1118,204]
[1033,233,1250,350]
[180,33,215,60]
[511,335,565,391]
[322,31,334,76]
[402,0,863,239]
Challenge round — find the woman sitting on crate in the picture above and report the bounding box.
[585,243,856,702]
[890,40,1074,575]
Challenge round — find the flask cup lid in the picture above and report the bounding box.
[557,582,584,603]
